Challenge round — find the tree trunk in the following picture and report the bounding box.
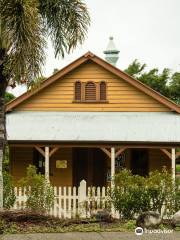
[0,61,8,209]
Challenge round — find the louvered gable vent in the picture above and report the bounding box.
[85,82,96,101]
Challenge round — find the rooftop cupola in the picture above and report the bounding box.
[103,36,119,66]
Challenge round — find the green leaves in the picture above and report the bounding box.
[1,0,46,82]
[0,0,90,84]
[111,169,150,219]
[138,68,170,97]
[39,0,90,57]
[169,72,180,104]
[124,59,146,77]
[110,168,179,219]
[5,92,15,103]
[19,165,54,214]
[3,171,16,209]
[125,60,180,104]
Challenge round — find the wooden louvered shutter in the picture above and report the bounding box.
[75,81,81,100]
[85,82,96,101]
[100,82,106,100]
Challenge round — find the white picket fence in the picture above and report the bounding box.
[13,180,111,218]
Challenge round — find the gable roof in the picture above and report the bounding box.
[6,51,180,113]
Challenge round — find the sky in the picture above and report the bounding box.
[8,0,180,96]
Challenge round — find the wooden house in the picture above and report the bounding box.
[6,38,180,187]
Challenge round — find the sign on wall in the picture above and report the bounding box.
[56,160,67,169]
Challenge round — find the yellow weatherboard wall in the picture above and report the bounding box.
[10,147,73,186]
[10,147,170,186]
[15,61,170,112]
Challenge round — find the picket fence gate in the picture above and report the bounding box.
[13,180,113,219]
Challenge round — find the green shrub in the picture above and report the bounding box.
[3,171,16,209]
[110,169,151,219]
[0,219,5,234]
[146,168,174,216]
[19,165,54,214]
[5,92,15,103]
[174,178,180,211]
[110,168,177,219]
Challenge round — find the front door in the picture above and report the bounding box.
[73,148,107,187]
[131,149,149,176]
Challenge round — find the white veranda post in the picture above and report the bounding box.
[171,148,176,181]
[111,147,116,217]
[111,147,115,188]
[45,146,50,181]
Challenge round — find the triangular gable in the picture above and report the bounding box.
[6,52,180,113]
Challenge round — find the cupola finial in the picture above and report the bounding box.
[103,36,119,66]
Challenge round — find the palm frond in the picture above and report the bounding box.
[1,0,46,83]
[39,0,90,57]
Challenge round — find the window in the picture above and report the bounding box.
[74,81,107,102]
[100,82,106,100]
[85,82,96,101]
[75,81,81,101]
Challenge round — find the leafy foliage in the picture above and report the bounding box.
[124,59,146,77]
[110,168,179,220]
[110,169,150,219]
[1,0,46,82]
[174,178,180,212]
[3,146,10,172]
[146,169,174,216]
[3,171,16,209]
[169,72,180,104]
[3,146,16,209]
[5,92,15,103]
[19,165,54,214]
[39,0,90,58]
[28,76,46,89]
[0,0,90,85]
[125,60,180,104]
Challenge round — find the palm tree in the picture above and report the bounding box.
[0,0,90,208]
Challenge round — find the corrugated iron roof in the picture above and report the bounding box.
[6,112,180,143]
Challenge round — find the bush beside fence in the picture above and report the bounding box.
[14,180,108,219]
[110,168,180,220]
[10,167,180,220]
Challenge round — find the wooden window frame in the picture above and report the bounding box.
[74,81,82,102]
[73,81,108,103]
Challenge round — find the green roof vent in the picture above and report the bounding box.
[103,36,119,66]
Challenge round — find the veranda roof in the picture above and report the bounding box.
[6,112,180,143]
